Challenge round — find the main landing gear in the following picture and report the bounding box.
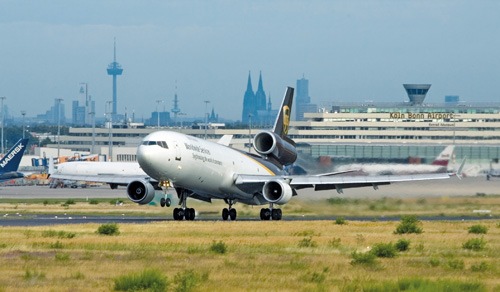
[260,203,282,220]
[172,190,196,221]
[222,199,237,221]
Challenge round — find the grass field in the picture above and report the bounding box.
[0,196,499,291]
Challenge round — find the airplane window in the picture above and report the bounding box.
[142,141,149,145]
[148,141,156,145]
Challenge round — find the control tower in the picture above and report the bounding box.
[403,84,431,105]
[107,39,123,117]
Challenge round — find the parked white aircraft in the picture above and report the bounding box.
[335,145,455,176]
[51,87,455,221]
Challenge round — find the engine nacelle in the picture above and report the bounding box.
[262,180,293,205]
[253,131,297,166]
[126,179,157,205]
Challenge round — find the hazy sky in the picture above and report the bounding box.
[1,0,499,121]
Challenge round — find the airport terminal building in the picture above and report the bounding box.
[50,84,500,173]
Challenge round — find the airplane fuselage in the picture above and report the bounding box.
[137,131,283,203]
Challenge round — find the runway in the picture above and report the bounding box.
[1,176,498,226]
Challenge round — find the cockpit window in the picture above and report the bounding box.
[141,140,168,149]
[157,141,168,149]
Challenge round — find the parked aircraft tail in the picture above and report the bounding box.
[432,145,454,166]
[0,138,29,173]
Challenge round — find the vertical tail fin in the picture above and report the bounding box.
[272,87,294,139]
[432,145,454,166]
[0,138,29,173]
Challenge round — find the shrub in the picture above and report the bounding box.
[298,237,317,248]
[429,258,440,267]
[89,199,99,205]
[394,215,423,234]
[65,199,76,205]
[328,237,341,248]
[468,224,488,234]
[97,223,120,236]
[50,241,64,249]
[335,216,347,225]
[42,230,76,239]
[55,252,70,261]
[174,270,208,292]
[463,238,486,251]
[395,239,410,252]
[327,198,349,205]
[471,261,489,272]
[351,251,377,266]
[446,258,465,270]
[371,243,397,258]
[114,269,168,292]
[209,240,227,254]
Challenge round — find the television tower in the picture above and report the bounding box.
[171,84,181,126]
[107,38,123,117]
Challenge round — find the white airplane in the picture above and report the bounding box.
[334,145,455,176]
[51,87,455,221]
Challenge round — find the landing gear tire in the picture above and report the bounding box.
[185,208,196,220]
[229,208,237,221]
[260,208,271,220]
[271,209,282,220]
[173,208,185,221]
[222,208,229,220]
[160,198,166,207]
[165,198,171,207]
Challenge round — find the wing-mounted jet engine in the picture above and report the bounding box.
[253,131,297,166]
[126,179,158,205]
[262,179,294,204]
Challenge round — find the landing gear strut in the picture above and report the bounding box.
[222,199,237,221]
[260,203,282,220]
[172,190,195,221]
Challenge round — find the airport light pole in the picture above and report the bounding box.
[0,96,5,154]
[156,99,163,129]
[89,110,95,154]
[21,110,26,139]
[56,98,63,159]
[204,100,210,139]
[248,113,252,152]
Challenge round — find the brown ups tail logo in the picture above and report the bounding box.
[282,105,290,135]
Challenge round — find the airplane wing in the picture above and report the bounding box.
[49,173,154,186]
[235,172,450,193]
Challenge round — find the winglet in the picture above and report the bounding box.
[0,138,29,172]
[272,87,294,138]
[454,157,466,180]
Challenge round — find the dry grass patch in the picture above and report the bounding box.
[0,220,498,291]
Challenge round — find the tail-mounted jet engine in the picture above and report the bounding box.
[253,131,297,166]
[126,179,156,205]
[262,180,293,204]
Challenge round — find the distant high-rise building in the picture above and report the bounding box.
[241,71,272,125]
[73,83,95,126]
[295,76,317,121]
[37,99,66,125]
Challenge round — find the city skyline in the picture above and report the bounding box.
[1,1,500,121]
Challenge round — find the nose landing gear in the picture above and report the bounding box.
[222,199,237,221]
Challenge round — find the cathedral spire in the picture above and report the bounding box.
[257,71,264,92]
[246,71,253,93]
